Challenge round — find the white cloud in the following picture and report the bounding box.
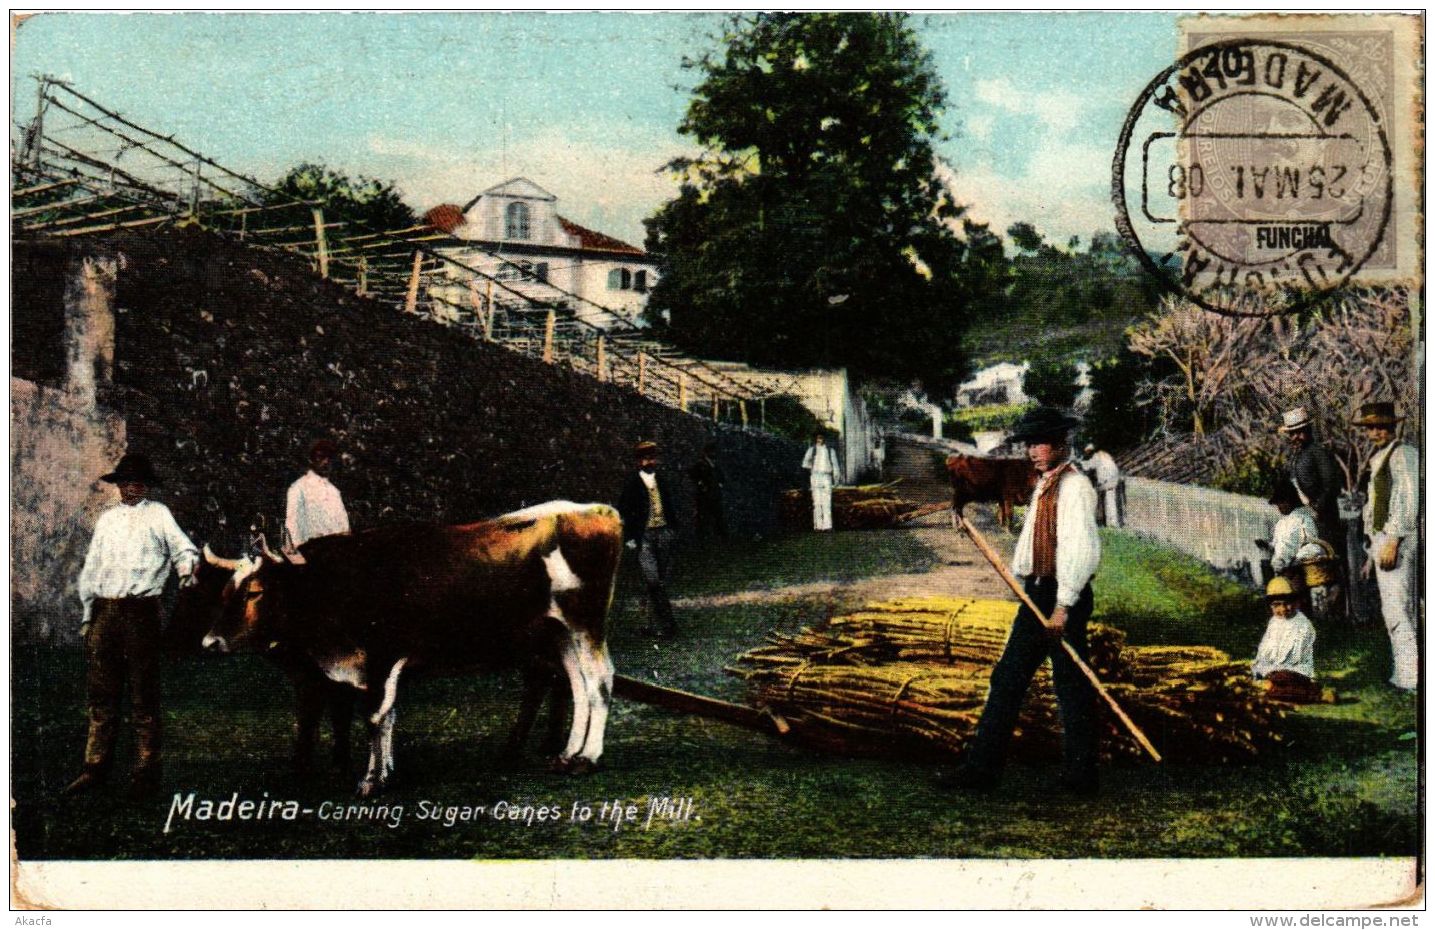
[939,144,1115,249]
[946,78,1117,247]
[973,77,1087,134]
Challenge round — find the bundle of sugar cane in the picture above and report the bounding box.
[829,601,1130,682]
[729,595,1285,765]
[780,484,929,530]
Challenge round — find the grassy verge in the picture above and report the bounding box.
[12,529,1419,860]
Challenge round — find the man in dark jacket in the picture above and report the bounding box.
[1281,406,1345,560]
[689,441,727,539]
[618,440,682,638]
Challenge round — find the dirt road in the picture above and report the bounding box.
[672,511,1020,610]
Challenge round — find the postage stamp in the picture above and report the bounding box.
[8,10,1424,913]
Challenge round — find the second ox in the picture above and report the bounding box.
[202,500,623,796]
[946,454,1038,530]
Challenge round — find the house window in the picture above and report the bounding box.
[608,268,633,290]
[505,202,530,240]
[496,260,528,282]
[634,270,648,293]
[535,262,549,283]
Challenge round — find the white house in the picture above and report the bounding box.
[423,178,659,328]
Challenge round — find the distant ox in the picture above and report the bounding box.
[202,501,623,796]
[946,454,1038,530]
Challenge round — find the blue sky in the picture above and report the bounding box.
[12,11,1178,249]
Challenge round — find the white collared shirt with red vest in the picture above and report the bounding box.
[1010,460,1101,608]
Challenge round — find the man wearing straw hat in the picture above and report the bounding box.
[1280,406,1343,558]
[64,453,199,798]
[1352,402,1419,692]
[947,407,1103,795]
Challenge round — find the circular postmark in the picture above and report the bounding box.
[1113,39,1392,316]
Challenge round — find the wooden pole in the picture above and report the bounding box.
[952,511,1163,763]
[543,309,555,363]
[613,675,789,736]
[760,398,767,428]
[484,280,495,340]
[712,392,720,420]
[404,251,423,314]
[638,352,647,396]
[596,336,606,382]
[740,399,749,427]
[679,372,688,411]
[358,257,368,296]
[312,207,330,279]
[467,281,484,331]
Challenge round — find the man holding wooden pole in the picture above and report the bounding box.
[946,407,1103,796]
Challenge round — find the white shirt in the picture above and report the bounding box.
[1270,507,1319,573]
[803,444,838,480]
[1085,450,1121,492]
[1252,610,1316,679]
[285,470,350,547]
[639,470,658,491]
[77,499,198,625]
[1362,442,1419,539]
[1011,464,1101,608]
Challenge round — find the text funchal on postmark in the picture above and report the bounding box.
[1114,19,1407,315]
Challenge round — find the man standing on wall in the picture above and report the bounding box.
[1353,402,1419,692]
[619,440,682,638]
[285,439,350,549]
[946,407,1102,795]
[802,431,839,532]
[65,453,198,798]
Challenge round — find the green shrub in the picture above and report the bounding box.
[762,395,837,446]
[947,402,1032,434]
[1211,448,1285,496]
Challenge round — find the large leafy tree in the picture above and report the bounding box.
[644,13,1001,393]
[256,162,415,231]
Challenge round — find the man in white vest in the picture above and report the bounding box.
[802,431,839,531]
[1353,402,1419,692]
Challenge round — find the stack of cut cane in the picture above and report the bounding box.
[728,596,1283,765]
[779,482,929,530]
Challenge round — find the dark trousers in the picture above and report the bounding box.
[83,596,163,776]
[695,496,727,538]
[638,527,677,631]
[966,578,1098,782]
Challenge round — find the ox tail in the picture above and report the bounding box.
[370,657,408,726]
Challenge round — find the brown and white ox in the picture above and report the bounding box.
[202,501,623,796]
[946,454,1038,530]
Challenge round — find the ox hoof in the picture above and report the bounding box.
[551,756,602,776]
[356,777,388,798]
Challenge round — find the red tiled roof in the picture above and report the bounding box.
[557,216,644,256]
[423,203,467,234]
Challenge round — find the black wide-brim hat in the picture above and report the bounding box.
[101,452,161,485]
[1351,401,1404,427]
[1009,406,1081,444]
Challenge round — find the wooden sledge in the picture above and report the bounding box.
[613,674,791,736]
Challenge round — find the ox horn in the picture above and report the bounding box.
[203,544,241,571]
[256,533,284,564]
